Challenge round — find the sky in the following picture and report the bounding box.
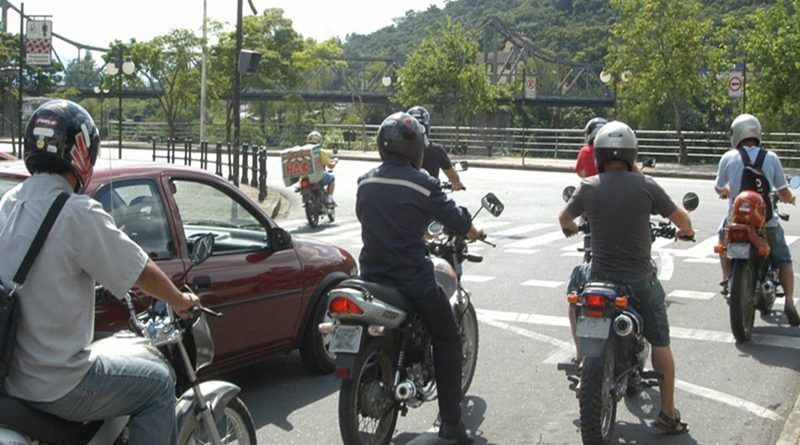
[4,0,449,62]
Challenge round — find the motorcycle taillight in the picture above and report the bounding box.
[329,297,364,315]
[729,226,749,243]
[583,293,608,317]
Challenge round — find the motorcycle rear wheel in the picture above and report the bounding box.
[579,344,617,445]
[459,302,479,395]
[178,396,256,445]
[304,194,320,228]
[339,338,399,445]
[729,259,756,342]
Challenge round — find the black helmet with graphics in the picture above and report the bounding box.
[24,99,100,193]
[406,106,431,134]
[377,112,425,168]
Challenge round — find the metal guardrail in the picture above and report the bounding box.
[114,122,800,168]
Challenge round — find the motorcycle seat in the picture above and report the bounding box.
[339,278,413,312]
[0,395,102,445]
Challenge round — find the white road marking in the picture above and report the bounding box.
[506,230,566,249]
[520,279,564,288]
[675,379,782,421]
[311,221,361,234]
[461,275,495,283]
[657,251,674,281]
[493,223,552,237]
[478,310,784,421]
[684,257,720,264]
[474,220,513,230]
[315,229,363,242]
[661,235,719,258]
[505,248,540,255]
[561,251,585,258]
[668,290,716,300]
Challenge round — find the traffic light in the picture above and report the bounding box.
[238,50,261,75]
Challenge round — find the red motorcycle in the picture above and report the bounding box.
[716,189,788,342]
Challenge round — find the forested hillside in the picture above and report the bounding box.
[343,0,773,65]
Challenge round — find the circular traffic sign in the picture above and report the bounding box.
[729,75,742,92]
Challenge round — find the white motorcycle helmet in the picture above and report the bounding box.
[307,131,323,145]
[593,121,637,173]
[730,113,761,148]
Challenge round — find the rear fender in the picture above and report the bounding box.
[578,337,608,358]
[175,381,241,433]
[334,351,360,381]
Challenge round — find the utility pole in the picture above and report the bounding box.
[233,0,242,185]
[199,0,207,142]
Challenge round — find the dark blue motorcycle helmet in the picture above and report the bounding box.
[377,112,426,169]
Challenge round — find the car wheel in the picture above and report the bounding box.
[300,294,336,374]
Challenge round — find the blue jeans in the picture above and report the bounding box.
[30,354,177,445]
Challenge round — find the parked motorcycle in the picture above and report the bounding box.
[297,163,337,228]
[716,176,800,342]
[320,192,504,445]
[557,187,698,445]
[0,234,257,445]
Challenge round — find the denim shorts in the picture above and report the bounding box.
[317,171,335,187]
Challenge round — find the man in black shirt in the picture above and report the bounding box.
[408,106,465,190]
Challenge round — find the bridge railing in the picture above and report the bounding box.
[113,121,800,167]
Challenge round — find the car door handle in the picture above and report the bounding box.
[192,275,212,293]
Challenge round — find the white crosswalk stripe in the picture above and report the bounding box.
[493,223,552,237]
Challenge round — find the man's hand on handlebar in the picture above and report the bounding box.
[467,226,485,242]
[452,180,466,191]
[675,228,695,241]
[174,292,200,319]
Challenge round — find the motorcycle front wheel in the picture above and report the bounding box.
[729,258,756,342]
[459,302,479,395]
[178,396,256,445]
[579,343,617,445]
[338,338,399,445]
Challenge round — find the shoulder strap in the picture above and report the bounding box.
[12,192,70,286]
[736,147,752,167]
[753,148,767,169]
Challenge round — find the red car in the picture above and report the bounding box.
[0,160,357,375]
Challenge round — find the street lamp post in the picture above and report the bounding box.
[104,49,134,159]
[92,86,111,139]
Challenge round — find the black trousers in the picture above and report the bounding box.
[397,282,463,424]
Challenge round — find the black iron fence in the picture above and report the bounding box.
[150,138,268,203]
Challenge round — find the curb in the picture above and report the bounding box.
[775,392,800,445]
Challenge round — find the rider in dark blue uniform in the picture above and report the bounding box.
[357,112,483,444]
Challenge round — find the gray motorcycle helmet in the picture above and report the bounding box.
[593,121,637,173]
[584,117,607,144]
[730,113,761,148]
[377,112,425,168]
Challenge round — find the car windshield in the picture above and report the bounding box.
[0,177,22,196]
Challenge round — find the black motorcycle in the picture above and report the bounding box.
[558,188,698,445]
[321,193,503,445]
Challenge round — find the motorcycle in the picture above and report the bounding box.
[297,162,337,228]
[557,186,698,445]
[716,176,800,342]
[0,234,257,445]
[320,192,504,445]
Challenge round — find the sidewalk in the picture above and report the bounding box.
[271,149,723,180]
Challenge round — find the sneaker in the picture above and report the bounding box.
[719,279,729,297]
[438,420,474,444]
[325,196,336,207]
[785,304,800,327]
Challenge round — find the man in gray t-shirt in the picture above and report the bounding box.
[559,121,694,434]
[0,100,199,445]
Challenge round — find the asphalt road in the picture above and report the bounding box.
[219,159,800,445]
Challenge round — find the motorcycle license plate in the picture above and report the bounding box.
[727,243,750,259]
[577,317,610,339]
[329,325,363,354]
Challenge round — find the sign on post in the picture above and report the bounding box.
[26,20,52,66]
[728,71,744,98]
[524,76,537,99]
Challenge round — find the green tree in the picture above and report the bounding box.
[63,51,100,90]
[739,0,800,128]
[606,0,725,163]
[393,18,500,147]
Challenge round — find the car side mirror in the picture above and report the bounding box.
[273,227,293,250]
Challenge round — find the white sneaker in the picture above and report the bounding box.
[325,195,336,207]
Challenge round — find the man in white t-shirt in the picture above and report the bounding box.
[714,113,799,326]
[0,100,199,445]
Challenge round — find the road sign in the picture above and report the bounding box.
[525,76,537,99]
[728,71,743,98]
[25,20,52,66]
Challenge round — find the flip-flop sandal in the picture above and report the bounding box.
[654,409,689,435]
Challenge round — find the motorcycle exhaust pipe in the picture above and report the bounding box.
[613,313,635,337]
[394,380,416,401]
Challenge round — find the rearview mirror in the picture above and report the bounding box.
[682,192,699,212]
[481,193,504,217]
[189,233,215,266]
[790,175,800,189]
[453,161,469,172]
[562,185,576,203]
[642,157,656,169]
